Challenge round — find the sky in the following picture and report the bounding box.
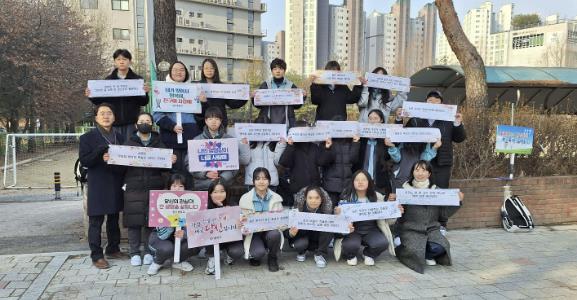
[261,0,577,41]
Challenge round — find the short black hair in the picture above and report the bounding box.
[204,106,224,120]
[166,173,188,189]
[169,61,190,82]
[113,49,132,60]
[252,167,271,184]
[94,103,115,117]
[270,58,287,71]
[367,109,385,123]
[426,90,443,103]
[137,112,154,122]
[324,60,341,71]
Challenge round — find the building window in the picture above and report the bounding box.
[512,33,544,49]
[176,37,183,42]
[197,12,203,18]
[189,38,195,44]
[198,39,203,45]
[112,0,129,11]
[112,28,130,40]
[176,10,182,15]
[189,12,194,17]
[80,0,98,9]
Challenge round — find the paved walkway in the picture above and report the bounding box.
[1,225,576,300]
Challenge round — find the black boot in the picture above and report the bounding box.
[249,258,261,266]
[267,255,279,272]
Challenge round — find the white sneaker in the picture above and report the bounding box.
[364,256,375,266]
[314,255,327,268]
[296,253,306,262]
[172,261,194,272]
[130,255,142,266]
[426,259,437,266]
[440,226,447,236]
[205,257,215,275]
[142,254,153,265]
[147,262,162,275]
[347,257,358,266]
[225,253,234,265]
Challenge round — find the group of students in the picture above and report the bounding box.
[80,48,467,276]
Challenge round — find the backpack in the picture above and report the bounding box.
[74,158,88,192]
[501,195,534,232]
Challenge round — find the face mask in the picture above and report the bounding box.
[137,123,152,134]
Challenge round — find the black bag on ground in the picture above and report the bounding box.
[501,195,534,232]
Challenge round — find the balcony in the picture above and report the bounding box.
[184,0,267,12]
[176,16,266,37]
[176,46,263,61]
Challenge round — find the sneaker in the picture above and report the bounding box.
[267,256,279,272]
[347,257,358,266]
[205,257,215,275]
[142,254,153,265]
[172,261,194,272]
[426,259,437,266]
[440,226,447,236]
[130,255,142,266]
[147,262,162,275]
[394,236,401,247]
[364,256,375,266]
[296,253,306,262]
[249,258,261,266]
[225,254,234,265]
[314,255,327,268]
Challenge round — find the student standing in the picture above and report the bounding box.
[86,49,149,141]
[358,67,407,123]
[79,103,127,269]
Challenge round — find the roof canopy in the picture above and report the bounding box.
[408,65,577,113]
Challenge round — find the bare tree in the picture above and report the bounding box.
[435,0,488,108]
[153,0,177,77]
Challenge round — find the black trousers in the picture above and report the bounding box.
[88,214,121,262]
[291,230,333,257]
[432,163,452,226]
[341,229,389,259]
[425,241,446,260]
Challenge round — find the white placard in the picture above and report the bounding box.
[254,89,304,106]
[234,123,287,142]
[288,126,331,142]
[187,138,239,172]
[358,123,403,139]
[87,79,145,98]
[241,211,290,234]
[314,70,360,85]
[396,188,461,206]
[152,81,201,113]
[387,127,441,143]
[288,211,350,234]
[196,83,250,100]
[402,101,458,122]
[340,201,402,222]
[107,145,172,169]
[365,73,411,93]
[316,121,359,138]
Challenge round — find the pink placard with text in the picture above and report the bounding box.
[149,190,208,227]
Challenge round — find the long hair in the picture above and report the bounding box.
[200,58,222,83]
[340,170,378,203]
[207,179,229,209]
[368,67,391,106]
[406,160,435,188]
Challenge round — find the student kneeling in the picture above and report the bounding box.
[287,186,334,268]
[239,167,284,272]
[334,170,397,266]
